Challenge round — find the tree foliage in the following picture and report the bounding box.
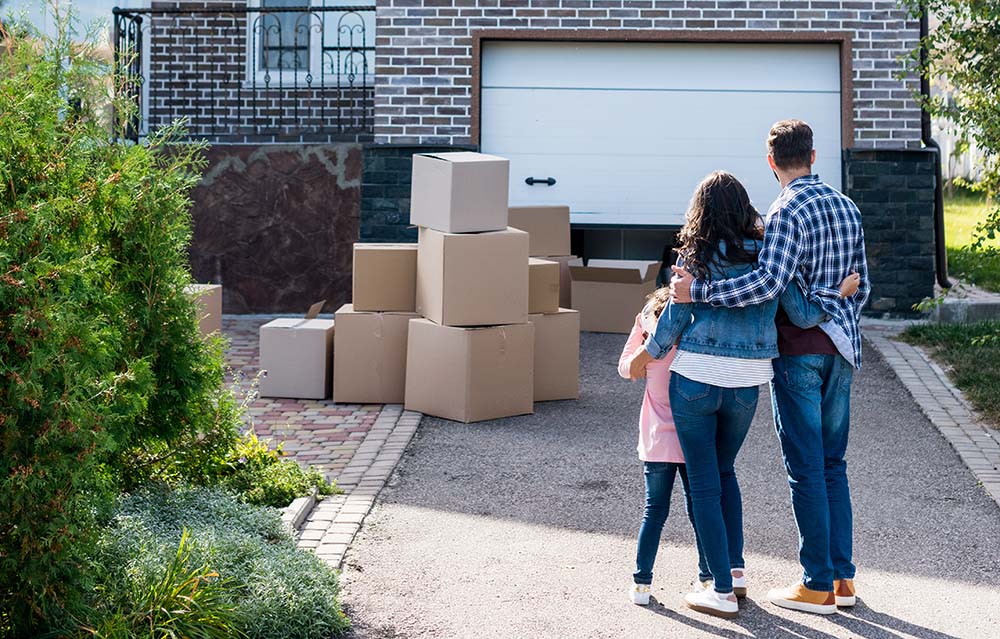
[908,0,1000,283]
[0,15,243,635]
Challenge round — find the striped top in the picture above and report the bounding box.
[670,349,773,388]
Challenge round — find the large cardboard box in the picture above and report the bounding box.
[528,308,580,402]
[539,255,576,309]
[416,226,529,326]
[185,283,222,337]
[333,304,418,404]
[508,205,571,257]
[410,152,510,233]
[528,258,560,314]
[405,319,534,423]
[259,302,335,399]
[570,259,661,334]
[352,243,417,312]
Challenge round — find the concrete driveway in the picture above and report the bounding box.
[339,332,1000,639]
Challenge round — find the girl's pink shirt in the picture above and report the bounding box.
[617,313,685,464]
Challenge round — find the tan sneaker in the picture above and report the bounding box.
[833,579,856,607]
[767,583,837,615]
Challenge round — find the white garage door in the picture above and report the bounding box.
[480,41,843,227]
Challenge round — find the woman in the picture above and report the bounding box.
[627,171,856,618]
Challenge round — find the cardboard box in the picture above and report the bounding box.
[259,302,335,399]
[570,259,662,334]
[352,243,417,312]
[528,308,580,402]
[508,205,571,257]
[528,258,560,314]
[333,304,418,404]
[405,319,534,423]
[416,226,529,327]
[185,283,222,337]
[410,152,510,233]
[539,255,576,309]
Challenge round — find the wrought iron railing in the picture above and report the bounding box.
[112,4,375,143]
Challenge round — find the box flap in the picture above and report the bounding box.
[305,300,326,319]
[419,151,506,164]
[354,243,416,251]
[569,259,661,284]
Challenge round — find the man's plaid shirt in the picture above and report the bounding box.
[690,174,870,369]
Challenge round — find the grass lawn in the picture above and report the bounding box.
[900,321,1000,428]
[944,189,1000,291]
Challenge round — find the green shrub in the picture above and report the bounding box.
[86,487,350,639]
[0,17,243,633]
[81,529,243,639]
[213,431,339,507]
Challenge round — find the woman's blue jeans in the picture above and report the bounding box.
[633,461,711,585]
[669,373,757,593]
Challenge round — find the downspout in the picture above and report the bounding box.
[920,6,952,288]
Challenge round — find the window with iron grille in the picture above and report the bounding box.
[247,0,374,88]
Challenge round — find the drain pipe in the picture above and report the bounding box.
[920,6,952,289]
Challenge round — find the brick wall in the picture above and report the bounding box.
[374,0,922,148]
[844,149,936,313]
[142,1,373,143]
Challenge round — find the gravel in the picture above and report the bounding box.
[340,332,1000,639]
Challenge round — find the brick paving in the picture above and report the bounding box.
[864,319,1000,507]
[222,315,423,567]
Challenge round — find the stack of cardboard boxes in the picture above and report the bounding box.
[257,152,582,423]
[508,206,580,403]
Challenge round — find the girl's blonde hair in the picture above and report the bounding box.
[645,287,672,319]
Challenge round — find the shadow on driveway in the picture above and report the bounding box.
[341,332,1000,639]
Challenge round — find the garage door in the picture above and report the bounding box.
[480,41,843,227]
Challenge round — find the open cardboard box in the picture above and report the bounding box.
[410,152,510,233]
[570,259,662,334]
[259,301,335,399]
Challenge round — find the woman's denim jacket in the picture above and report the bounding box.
[644,238,826,361]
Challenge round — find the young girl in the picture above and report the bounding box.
[626,172,859,618]
[618,288,712,605]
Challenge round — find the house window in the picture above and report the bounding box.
[247,0,374,87]
[259,0,309,70]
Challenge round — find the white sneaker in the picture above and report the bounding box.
[731,568,747,599]
[684,588,739,619]
[630,583,651,605]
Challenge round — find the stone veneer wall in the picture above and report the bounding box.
[375,0,923,147]
[189,143,363,313]
[844,149,936,313]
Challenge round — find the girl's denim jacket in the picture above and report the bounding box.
[644,237,826,361]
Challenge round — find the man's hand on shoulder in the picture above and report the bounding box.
[669,265,694,303]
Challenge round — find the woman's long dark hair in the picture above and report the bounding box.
[675,171,763,280]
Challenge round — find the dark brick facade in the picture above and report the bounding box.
[360,144,473,243]
[189,143,363,313]
[844,149,936,313]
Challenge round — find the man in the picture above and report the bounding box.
[670,119,870,615]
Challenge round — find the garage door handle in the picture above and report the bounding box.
[525,176,556,186]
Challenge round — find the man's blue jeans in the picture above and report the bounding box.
[634,462,708,584]
[770,354,856,593]
[669,373,755,593]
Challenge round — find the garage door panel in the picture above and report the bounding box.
[482,41,842,93]
[481,41,843,227]
[483,88,841,159]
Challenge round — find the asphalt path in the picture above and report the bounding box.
[340,332,1000,639]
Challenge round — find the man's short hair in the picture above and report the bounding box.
[768,119,813,170]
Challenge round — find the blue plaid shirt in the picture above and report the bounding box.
[690,174,870,369]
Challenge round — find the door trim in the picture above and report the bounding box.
[470,29,855,150]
